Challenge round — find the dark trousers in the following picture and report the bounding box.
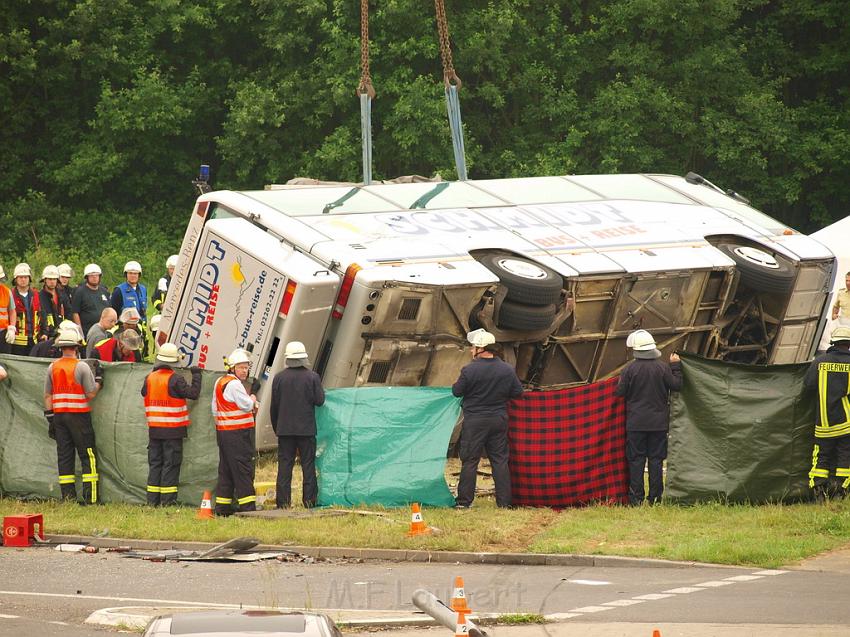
[147,438,184,506]
[627,430,667,505]
[10,343,33,357]
[215,428,256,515]
[0,329,9,354]
[54,412,99,504]
[810,435,850,496]
[276,435,318,508]
[456,414,512,508]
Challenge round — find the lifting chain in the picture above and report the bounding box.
[434,0,461,87]
[357,0,376,98]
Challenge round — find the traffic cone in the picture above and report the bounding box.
[652,631,661,637]
[454,610,470,636]
[197,490,214,519]
[405,503,432,536]
[450,576,471,614]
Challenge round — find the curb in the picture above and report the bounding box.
[45,533,733,569]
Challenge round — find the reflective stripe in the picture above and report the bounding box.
[215,497,233,504]
[835,468,850,477]
[815,422,850,438]
[160,486,178,494]
[86,448,98,504]
[237,495,257,505]
[145,405,190,414]
[58,475,75,484]
[146,415,190,424]
[809,468,829,478]
[147,485,162,493]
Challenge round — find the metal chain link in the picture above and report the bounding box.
[357,0,376,98]
[434,0,461,88]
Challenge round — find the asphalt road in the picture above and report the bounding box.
[1,546,849,636]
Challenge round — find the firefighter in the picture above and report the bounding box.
[0,263,17,355]
[140,343,202,506]
[110,260,147,323]
[38,265,69,339]
[84,308,118,357]
[72,263,111,337]
[804,325,850,502]
[11,263,41,356]
[57,263,76,306]
[31,319,86,359]
[212,348,259,516]
[152,255,178,313]
[452,329,523,509]
[616,329,683,505]
[43,328,102,504]
[269,341,325,509]
[91,329,143,363]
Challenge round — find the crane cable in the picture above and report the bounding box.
[356,0,375,184]
[434,0,468,180]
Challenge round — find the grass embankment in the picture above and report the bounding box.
[2,456,848,568]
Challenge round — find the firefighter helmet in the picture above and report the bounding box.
[13,263,32,279]
[124,260,142,275]
[467,328,496,348]
[41,265,60,281]
[84,263,102,277]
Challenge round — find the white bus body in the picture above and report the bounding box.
[158,174,835,448]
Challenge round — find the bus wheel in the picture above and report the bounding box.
[478,254,563,305]
[497,300,557,331]
[717,243,796,294]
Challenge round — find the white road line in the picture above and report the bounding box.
[633,593,675,600]
[724,575,764,582]
[544,612,584,620]
[602,599,646,607]
[0,614,20,619]
[47,621,69,626]
[695,580,735,587]
[568,605,615,613]
[753,569,788,576]
[663,586,705,594]
[566,579,611,586]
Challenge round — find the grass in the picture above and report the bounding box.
[488,613,546,625]
[2,456,849,568]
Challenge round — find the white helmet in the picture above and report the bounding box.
[0,264,5,279]
[13,263,32,279]
[166,255,178,269]
[41,265,60,281]
[627,329,656,351]
[55,328,82,347]
[284,341,308,359]
[831,326,850,343]
[149,314,162,332]
[226,348,251,367]
[58,320,84,341]
[124,260,142,275]
[467,328,496,348]
[156,342,183,364]
[57,263,74,278]
[84,263,102,277]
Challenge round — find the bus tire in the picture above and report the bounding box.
[479,254,563,305]
[497,300,557,331]
[717,243,796,294]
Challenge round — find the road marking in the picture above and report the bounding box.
[633,593,675,600]
[0,614,20,619]
[567,579,611,586]
[753,570,788,576]
[695,580,735,587]
[663,587,705,594]
[545,613,584,620]
[602,599,645,607]
[47,621,69,626]
[724,575,764,582]
[567,605,615,613]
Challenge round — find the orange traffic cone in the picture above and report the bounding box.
[450,576,471,614]
[454,610,470,636]
[652,631,661,637]
[197,490,214,519]
[406,503,432,536]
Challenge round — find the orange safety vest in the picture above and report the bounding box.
[213,374,255,431]
[13,287,40,345]
[0,284,9,329]
[51,357,90,413]
[144,369,190,429]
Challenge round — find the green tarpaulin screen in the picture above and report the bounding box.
[316,387,459,507]
[667,354,816,504]
[0,354,218,505]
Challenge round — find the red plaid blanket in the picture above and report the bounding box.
[508,377,628,507]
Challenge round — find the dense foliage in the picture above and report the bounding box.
[1,0,848,285]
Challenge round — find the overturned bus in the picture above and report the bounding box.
[156,173,835,448]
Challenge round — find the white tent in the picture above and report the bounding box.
[811,218,850,350]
